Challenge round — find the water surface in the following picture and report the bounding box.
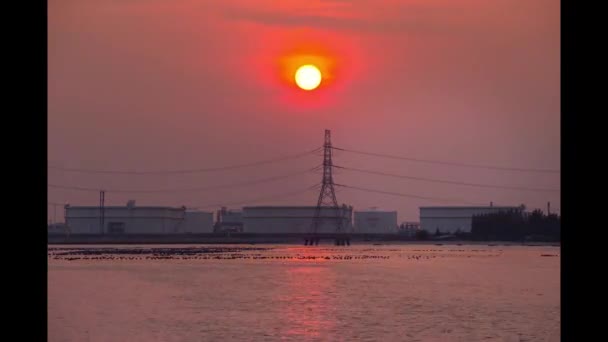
[48,244,560,341]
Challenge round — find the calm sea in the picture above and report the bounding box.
[48,243,560,341]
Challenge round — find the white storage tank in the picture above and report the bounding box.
[354,208,398,234]
[181,210,214,233]
[242,205,353,234]
[65,201,212,234]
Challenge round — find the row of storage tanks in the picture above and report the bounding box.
[61,201,407,235]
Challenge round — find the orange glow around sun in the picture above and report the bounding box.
[249,28,366,111]
[278,43,337,92]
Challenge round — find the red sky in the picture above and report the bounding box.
[48,0,560,222]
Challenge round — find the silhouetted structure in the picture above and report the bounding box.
[415,229,430,240]
[99,190,105,234]
[307,130,350,246]
[471,209,560,241]
[214,207,244,233]
[398,222,420,238]
[420,205,524,233]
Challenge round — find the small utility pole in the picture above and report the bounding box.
[99,190,105,234]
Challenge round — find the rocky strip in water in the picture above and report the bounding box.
[47,246,399,261]
[47,247,511,262]
[48,246,269,257]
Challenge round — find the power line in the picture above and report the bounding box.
[334,165,560,193]
[49,186,318,211]
[47,168,316,194]
[332,146,560,174]
[192,184,319,209]
[48,147,322,175]
[335,184,484,205]
[48,184,101,192]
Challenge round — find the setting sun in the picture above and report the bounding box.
[295,65,322,91]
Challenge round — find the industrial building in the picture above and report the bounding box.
[354,208,398,234]
[419,205,524,234]
[398,222,420,237]
[65,201,214,234]
[214,207,244,232]
[47,223,67,235]
[180,210,215,233]
[242,205,353,234]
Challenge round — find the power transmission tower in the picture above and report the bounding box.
[99,190,105,234]
[306,129,350,246]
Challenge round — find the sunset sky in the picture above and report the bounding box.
[48,0,560,222]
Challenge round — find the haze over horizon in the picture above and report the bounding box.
[48,0,560,223]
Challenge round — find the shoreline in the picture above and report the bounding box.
[47,234,560,246]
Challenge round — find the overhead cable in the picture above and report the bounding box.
[48,147,322,175]
[191,184,319,209]
[332,146,560,174]
[335,184,484,205]
[334,165,560,192]
[47,168,316,193]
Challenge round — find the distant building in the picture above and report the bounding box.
[215,207,244,232]
[354,208,398,234]
[242,205,353,234]
[65,201,213,234]
[48,222,68,235]
[419,205,524,234]
[181,210,215,234]
[398,222,420,237]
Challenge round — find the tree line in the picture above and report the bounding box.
[470,209,560,241]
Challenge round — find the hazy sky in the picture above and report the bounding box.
[48,0,560,223]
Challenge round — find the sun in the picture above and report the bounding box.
[295,64,322,91]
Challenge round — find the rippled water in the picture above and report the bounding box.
[48,244,560,341]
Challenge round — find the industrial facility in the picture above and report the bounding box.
[49,130,554,243]
[242,205,353,234]
[398,222,421,237]
[55,199,526,238]
[353,208,398,234]
[65,200,214,234]
[419,205,524,233]
[214,207,244,233]
[47,222,67,235]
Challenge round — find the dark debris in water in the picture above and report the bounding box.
[48,247,504,262]
[48,247,394,262]
[49,247,269,257]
